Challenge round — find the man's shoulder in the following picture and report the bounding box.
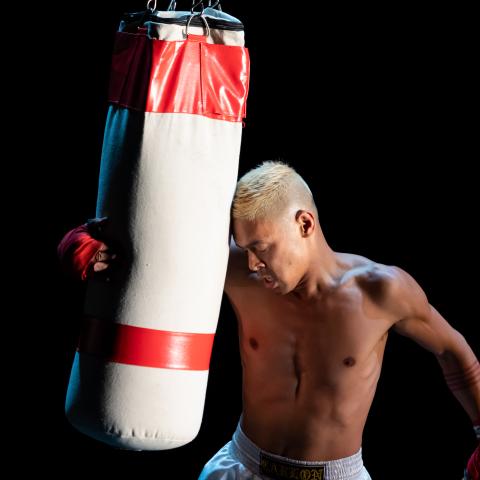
[338,252,394,280]
[340,253,399,301]
[347,256,419,315]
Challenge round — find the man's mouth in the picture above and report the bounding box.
[263,275,277,288]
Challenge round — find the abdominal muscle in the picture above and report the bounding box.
[240,352,380,461]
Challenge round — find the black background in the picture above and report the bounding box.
[26,1,479,478]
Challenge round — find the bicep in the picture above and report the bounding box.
[389,266,461,356]
[393,302,461,356]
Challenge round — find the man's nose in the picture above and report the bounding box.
[247,250,263,272]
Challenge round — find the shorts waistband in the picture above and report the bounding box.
[230,413,365,480]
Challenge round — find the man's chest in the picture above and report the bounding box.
[227,281,392,385]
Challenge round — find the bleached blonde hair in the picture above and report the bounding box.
[231,160,317,223]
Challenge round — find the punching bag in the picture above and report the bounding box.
[64,1,250,450]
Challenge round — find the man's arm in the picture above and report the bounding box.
[384,265,480,426]
[224,234,252,294]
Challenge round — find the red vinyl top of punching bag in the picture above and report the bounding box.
[107,30,250,121]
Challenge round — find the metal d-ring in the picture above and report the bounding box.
[186,12,211,38]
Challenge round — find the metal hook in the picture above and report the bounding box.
[167,0,176,10]
[146,0,157,11]
[191,1,205,14]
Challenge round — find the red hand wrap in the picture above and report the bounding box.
[467,444,480,480]
[57,224,103,281]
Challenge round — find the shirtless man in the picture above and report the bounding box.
[57,160,479,479]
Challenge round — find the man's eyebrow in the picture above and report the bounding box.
[235,240,261,249]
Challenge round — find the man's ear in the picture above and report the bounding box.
[296,210,313,236]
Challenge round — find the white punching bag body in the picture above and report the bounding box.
[64,8,250,450]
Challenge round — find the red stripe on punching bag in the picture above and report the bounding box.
[107,31,250,121]
[76,316,215,370]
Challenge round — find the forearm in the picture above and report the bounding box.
[436,330,480,424]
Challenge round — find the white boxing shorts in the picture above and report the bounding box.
[198,413,373,479]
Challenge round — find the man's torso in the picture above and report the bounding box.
[224,246,398,461]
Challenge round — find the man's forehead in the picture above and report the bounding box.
[232,219,273,247]
[232,229,262,248]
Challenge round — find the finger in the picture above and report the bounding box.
[93,262,110,272]
[96,242,111,252]
[94,250,116,263]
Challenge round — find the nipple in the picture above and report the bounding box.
[343,356,356,367]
